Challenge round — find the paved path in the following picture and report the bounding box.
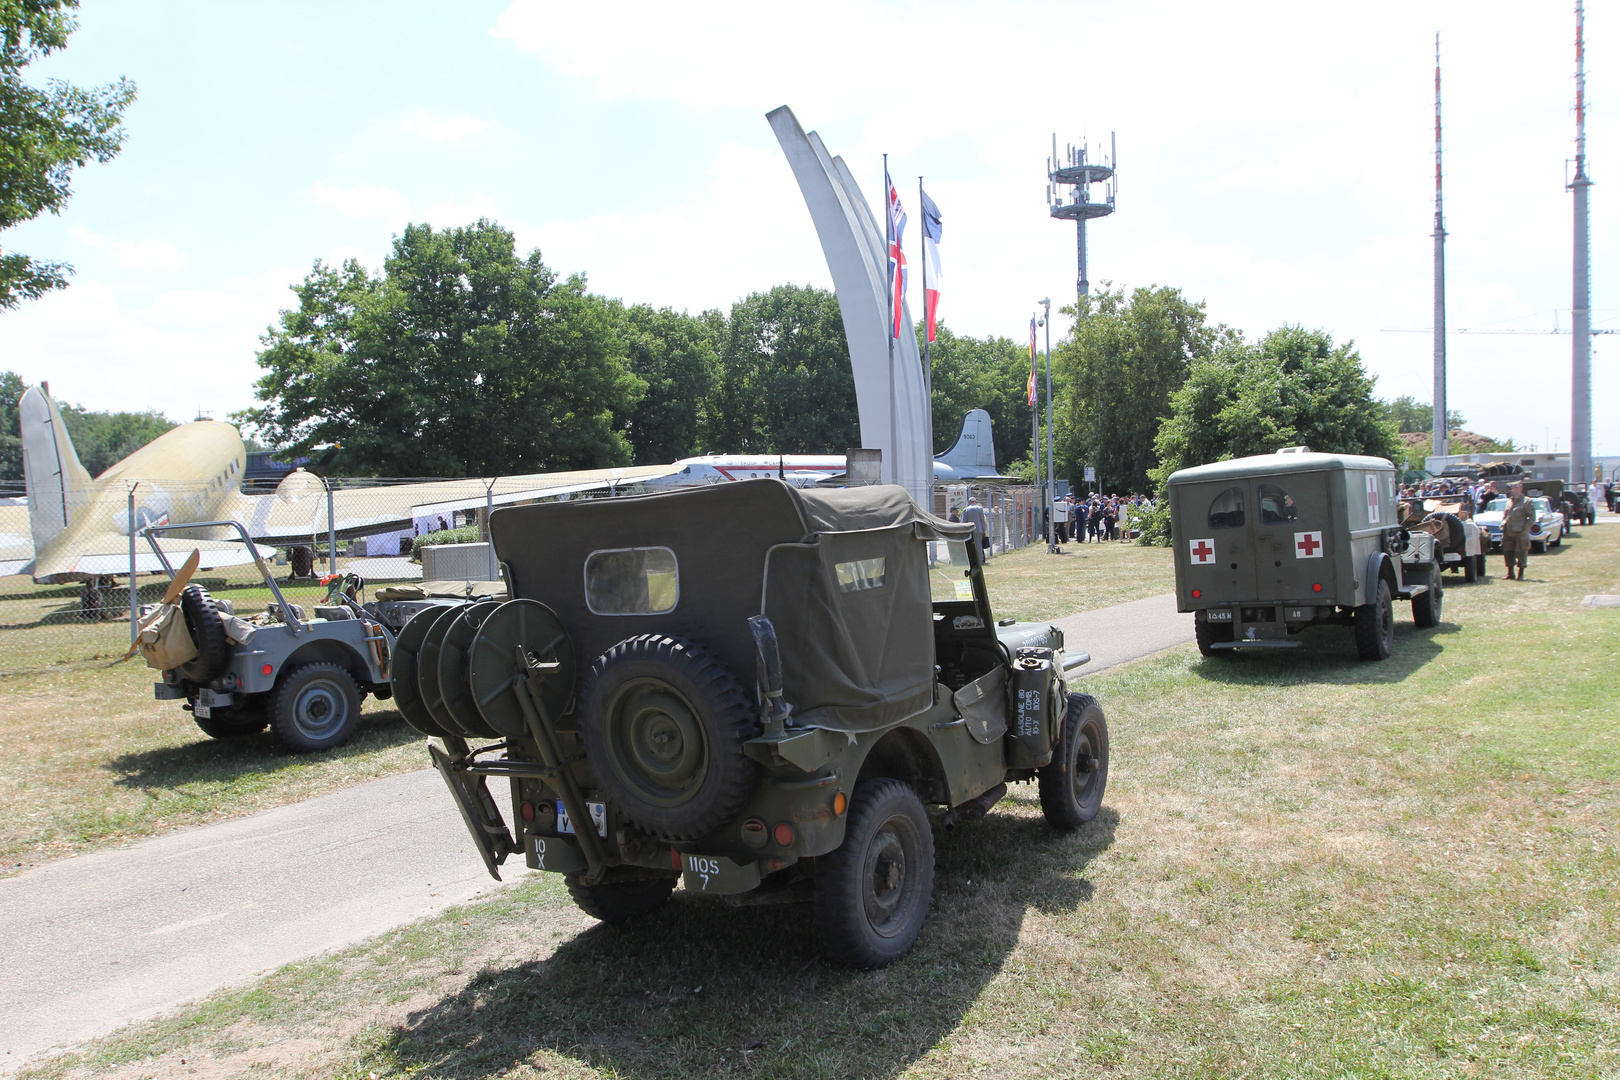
[0,592,1192,1072]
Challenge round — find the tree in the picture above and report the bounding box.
[924,324,1035,467]
[0,370,24,481]
[1382,395,1464,434]
[1054,285,1228,495]
[1152,326,1399,480]
[705,285,859,454]
[241,220,644,477]
[615,303,722,464]
[1,1,135,308]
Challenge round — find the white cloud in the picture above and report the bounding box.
[68,224,188,272]
[310,182,413,221]
[400,109,491,144]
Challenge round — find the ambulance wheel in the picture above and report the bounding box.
[813,778,934,969]
[565,872,677,924]
[177,585,230,684]
[1194,618,1234,657]
[1038,693,1109,829]
[1412,567,1443,628]
[1353,578,1395,661]
[269,662,362,752]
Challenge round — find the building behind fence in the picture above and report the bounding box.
[0,477,1047,677]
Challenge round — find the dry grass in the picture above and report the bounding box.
[982,537,1173,623]
[0,661,427,876]
[21,526,1619,1078]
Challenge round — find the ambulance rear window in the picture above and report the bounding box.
[1258,484,1298,523]
[1208,486,1245,529]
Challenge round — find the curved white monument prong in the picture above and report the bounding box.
[768,106,931,504]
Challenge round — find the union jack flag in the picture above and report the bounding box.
[886,168,907,340]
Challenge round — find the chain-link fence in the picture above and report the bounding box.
[0,476,1050,676]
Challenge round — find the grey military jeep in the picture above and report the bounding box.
[399,479,1109,968]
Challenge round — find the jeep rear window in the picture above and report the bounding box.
[584,547,679,615]
[834,557,886,592]
[1208,486,1245,529]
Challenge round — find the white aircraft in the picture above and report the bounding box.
[648,408,1012,488]
[0,384,679,583]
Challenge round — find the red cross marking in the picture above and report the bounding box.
[1297,533,1321,557]
[1192,540,1214,562]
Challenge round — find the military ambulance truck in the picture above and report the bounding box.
[1167,449,1447,661]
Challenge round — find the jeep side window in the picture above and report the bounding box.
[584,547,679,615]
[1258,484,1297,524]
[1208,486,1245,529]
[928,540,975,603]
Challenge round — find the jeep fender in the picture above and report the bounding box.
[854,726,952,806]
[284,637,380,690]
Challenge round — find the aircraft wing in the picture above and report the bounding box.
[237,464,682,543]
[8,528,267,579]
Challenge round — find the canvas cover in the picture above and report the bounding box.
[490,479,974,734]
[134,603,198,672]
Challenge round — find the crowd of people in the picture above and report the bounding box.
[1049,491,1155,544]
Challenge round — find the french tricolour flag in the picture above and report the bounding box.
[920,187,942,343]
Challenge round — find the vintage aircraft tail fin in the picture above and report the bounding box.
[19,383,95,550]
[937,409,996,471]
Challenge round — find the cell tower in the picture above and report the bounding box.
[1047,134,1116,296]
[1569,0,1593,483]
[1433,34,1449,460]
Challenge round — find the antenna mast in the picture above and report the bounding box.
[1433,33,1448,461]
[1570,0,1593,482]
[1047,134,1117,297]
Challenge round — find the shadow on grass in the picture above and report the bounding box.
[1190,619,1461,687]
[105,707,424,791]
[365,806,1118,1079]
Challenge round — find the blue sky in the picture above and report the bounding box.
[1,0,1613,457]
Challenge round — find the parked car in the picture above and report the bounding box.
[1475,496,1566,553]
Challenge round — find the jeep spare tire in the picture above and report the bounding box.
[177,584,230,684]
[580,635,757,841]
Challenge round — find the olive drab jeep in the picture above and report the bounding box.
[1167,449,1454,661]
[399,479,1109,968]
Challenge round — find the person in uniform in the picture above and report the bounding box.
[1500,481,1534,580]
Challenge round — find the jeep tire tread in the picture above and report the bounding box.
[1353,578,1395,661]
[580,635,757,841]
[177,584,231,684]
[1412,565,1443,628]
[193,694,269,739]
[813,778,934,969]
[565,873,677,923]
[1038,693,1110,829]
[269,662,362,753]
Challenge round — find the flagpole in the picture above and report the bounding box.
[1042,297,1055,553]
[1030,315,1039,531]
[884,154,895,488]
[919,176,932,477]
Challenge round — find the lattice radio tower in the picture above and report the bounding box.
[1047,133,1117,296]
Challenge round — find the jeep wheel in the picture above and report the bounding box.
[177,584,230,684]
[580,635,757,841]
[1353,578,1395,661]
[1463,554,1478,583]
[1412,568,1443,628]
[269,662,362,753]
[1194,618,1234,657]
[814,778,934,969]
[1038,693,1110,829]
[194,695,269,739]
[1475,553,1488,579]
[565,872,677,923]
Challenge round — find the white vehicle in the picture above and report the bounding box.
[648,410,1014,489]
[1475,496,1566,553]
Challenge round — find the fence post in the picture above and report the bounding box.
[326,480,337,575]
[485,481,497,582]
[128,482,139,644]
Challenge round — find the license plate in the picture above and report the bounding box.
[194,704,211,718]
[556,800,606,837]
